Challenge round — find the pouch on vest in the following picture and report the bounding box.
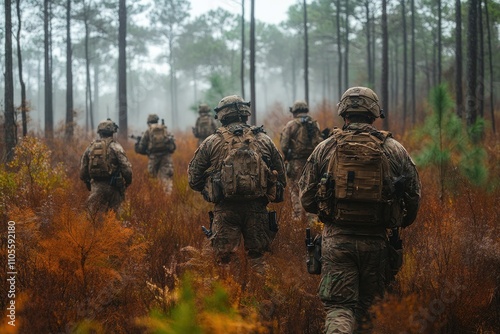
[88,139,114,179]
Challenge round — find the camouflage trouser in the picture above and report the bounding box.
[87,180,124,214]
[287,159,315,222]
[319,232,387,334]
[148,153,174,194]
[211,199,275,272]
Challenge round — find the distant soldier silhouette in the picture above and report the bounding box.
[280,100,322,221]
[136,114,176,194]
[80,119,132,214]
[188,95,286,273]
[193,103,218,146]
[299,87,421,333]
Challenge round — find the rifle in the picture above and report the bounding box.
[129,134,142,142]
[201,211,214,238]
[305,228,321,275]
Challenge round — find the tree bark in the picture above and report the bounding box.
[4,0,17,162]
[65,0,74,139]
[118,0,128,139]
[15,0,27,137]
[303,0,309,103]
[484,0,496,133]
[402,0,408,131]
[250,0,256,124]
[240,0,245,98]
[381,0,389,129]
[466,0,478,128]
[44,0,53,139]
[411,0,416,124]
[336,0,342,99]
[455,0,463,118]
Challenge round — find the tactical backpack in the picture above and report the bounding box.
[218,126,271,200]
[88,138,115,179]
[293,116,322,158]
[195,114,215,139]
[317,129,396,227]
[148,124,176,154]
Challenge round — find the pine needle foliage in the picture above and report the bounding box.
[414,84,488,200]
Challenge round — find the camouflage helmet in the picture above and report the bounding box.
[289,100,309,113]
[97,118,118,135]
[337,86,383,119]
[147,114,159,124]
[198,104,211,114]
[214,95,251,120]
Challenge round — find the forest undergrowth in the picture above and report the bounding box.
[1,103,499,333]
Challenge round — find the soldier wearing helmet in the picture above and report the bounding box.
[280,100,322,221]
[299,87,421,333]
[136,114,176,194]
[188,95,286,274]
[192,104,219,146]
[80,119,132,214]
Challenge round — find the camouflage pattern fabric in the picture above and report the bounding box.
[286,159,307,220]
[281,112,322,220]
[211,200,274,269]
[80,139,132,214]
[138,125,175,194]
[298,123,421,333]
[147,153,174,194]
[188,121,286,271]
[320,235,387,333]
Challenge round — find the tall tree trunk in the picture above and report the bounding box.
[365,1,373,87]
[478,0,484,118]
[15,0,27,137]
[250,0,256,124]
[240,0,245,98]
[65,0,74,139]
[336,0,342,99]
[466,0,478,128]
[4,0,17,162]
[44,0,53,139]
[411,0,416,124]
[344,0,349,90]
[402,0,408,131]
[303,0,309,103]
[381,0,389,129]
[84,16,94,133]
[455,0,464,118]
[437,0,442,84]
[484,0,496,133]
[118,0,128,139]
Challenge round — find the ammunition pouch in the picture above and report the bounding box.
[268,210,278,233]
[202,170,223,203]
[316,173,334,219]
[307,235,322,275]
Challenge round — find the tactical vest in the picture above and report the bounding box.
[195,114,215,139]
[88,138,115,179]
[148,124,176,154]
[317,129,397,227]
[292,116,322,159]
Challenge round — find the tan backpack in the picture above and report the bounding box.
[148,124,176,154]
[292,116,322,158]
[195,114,216,139]
[317,129,396,226]
[219,127,270,200]
[88,138,115,179]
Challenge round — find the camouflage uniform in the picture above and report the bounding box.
[80,120,132,214]
[188,95,286,271]
[299,88,421,333]
[193,104,219,146]
[280,100,322,220]
[137,114,175,194]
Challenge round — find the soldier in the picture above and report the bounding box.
[136,114,176,194]
[80,118,132,214]
[188,95,286,272]
[193,103,218,146]
[299,87,421,333]
[280,100,322,221]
